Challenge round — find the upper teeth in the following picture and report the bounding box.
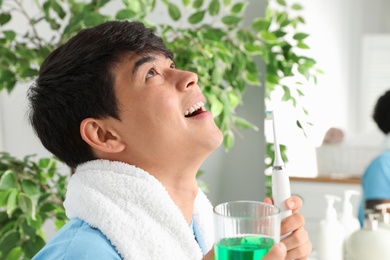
[185,101,204,116]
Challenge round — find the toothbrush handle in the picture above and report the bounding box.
[272,169,292,219]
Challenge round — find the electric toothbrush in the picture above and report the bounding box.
[271,110,292,221]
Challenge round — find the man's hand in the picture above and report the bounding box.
[265,195,312,259]
[263,242,287,260]
[203,243,287,260]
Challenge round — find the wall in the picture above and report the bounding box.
[271,0,390,178]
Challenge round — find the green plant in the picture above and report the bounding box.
[0,153,67,259]
[0,0,318,257]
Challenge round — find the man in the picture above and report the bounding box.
[29,20,311,259]
[358,89,390,226]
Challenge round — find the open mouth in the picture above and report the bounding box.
[185,101,205,118]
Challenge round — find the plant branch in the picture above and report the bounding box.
[12,0,44,49]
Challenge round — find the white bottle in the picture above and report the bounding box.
[317,195,345,260]
[376,203,390,230]
[339,190,360,258]
[346,212,390,260]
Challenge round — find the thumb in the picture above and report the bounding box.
[262,242,287,260]
[202,247,214,260]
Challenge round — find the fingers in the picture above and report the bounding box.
[285,240,312,259]
[264,197,273,204]
[262,242,287,260]
[282,226,312,259]
[286,195,303,213]
[281,212,305,236]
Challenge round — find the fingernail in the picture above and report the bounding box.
[288,200,295,208]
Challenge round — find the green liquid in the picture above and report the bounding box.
[215,236,274,260]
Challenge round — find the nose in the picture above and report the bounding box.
[175,70,198,91]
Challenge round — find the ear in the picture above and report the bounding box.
[80,118,125,154]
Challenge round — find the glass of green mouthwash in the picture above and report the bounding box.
[214,201,281,260]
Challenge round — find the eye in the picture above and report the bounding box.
[146,67,158,79]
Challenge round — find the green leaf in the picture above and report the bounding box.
[208,0,220,16]
[40,202,57,212]
[27,213,43,229]
[0,170,15,190]
[221,15,241,26]
[50,0,66,19]
[0,189,10,207]
[242,43,262,55]
[116,9,137,20]
[297,16,305,24]
[6,189,18,217]
[22,235,46,259]
[273,29,287,38]
[223,0,231,6]
[22,219,38,239]
[21,180,40,196]
[293,33,309,40]
[168,3,181,21]
[182,0,190,7]
[231,2,246,14]
[6,246,23,260]
[292,3,303,10]
[0,13,11,26]
[228,92,240,108]
[276,12,288,25]
[0,231,20,259]
[243,70,261,86]
[259,31,278,42]
[252,18,270,32]
[39,157,50,168]
[233,116,258,130]
[84,12,107,27]
[296,120,302,129]
[193,0,204,9]
[207,94,224,117]
[188,10,205,24]
[211,67,224,85]
[3,31,16,41]
[277,0,286,6]
[20,68,39,78]
[297,42,310,49]
[18,193,36,220]
[223,130,235,151]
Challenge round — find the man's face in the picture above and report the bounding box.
[109,52,223,169]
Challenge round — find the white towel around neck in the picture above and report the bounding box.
[63,159,214,260]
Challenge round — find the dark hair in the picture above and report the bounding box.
[28,21,173,168]
[373,89,390,134]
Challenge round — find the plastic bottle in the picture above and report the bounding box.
[339,190,360,259]
[376,203,390,230]
[346,211,390,260]
[317,195,345,260]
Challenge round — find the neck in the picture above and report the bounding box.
[164,178,199,225]
[154,166,200,225]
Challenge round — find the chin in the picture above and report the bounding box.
[205,128,224,151]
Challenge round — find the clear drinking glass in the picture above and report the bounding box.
[213,201,281,260]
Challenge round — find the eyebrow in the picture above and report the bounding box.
[132,56,157,76]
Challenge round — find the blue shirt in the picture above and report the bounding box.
[34,218,200,259]
[358,150,390,226]
[33,218,122,260]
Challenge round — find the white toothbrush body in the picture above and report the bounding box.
[270,109,292,238]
